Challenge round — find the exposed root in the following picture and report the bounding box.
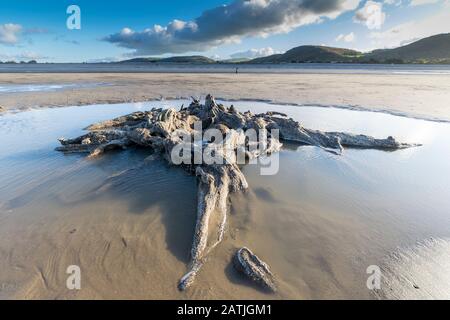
[55,94,419,290]
[233,247,277,293]
[178,164,248,290]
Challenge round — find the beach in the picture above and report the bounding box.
[2,0,450,305]
[1,70,450,300]
[1,72,450,122]
[1,97,450,299]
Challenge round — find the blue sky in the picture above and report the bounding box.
[0,0,448,62]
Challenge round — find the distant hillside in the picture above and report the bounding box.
[0,60,38,64]
[364,33,450,64]
[219,58,252,63]
[76,33,450,65]
[249,46,362,63]
[249,34,450,64]
[119,55,216,64]
[118,57,160,63]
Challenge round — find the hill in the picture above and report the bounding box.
[119,55,216,64]
[249,34,450,64]
[249,46,362,63]
[113,34,450,65]
[364,33,450,64]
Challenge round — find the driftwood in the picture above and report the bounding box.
[56,94,419,291]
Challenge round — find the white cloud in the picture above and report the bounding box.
[104,0,361,55]
[335,31,356,42]
[0,23,22,44]
[230,47,282,59]
[370,6,450,48]
[17,51,48,60]
[354,1,386,30]
[384,0,402,5]
[410,0,439,6]
[86,57,121,63]
[0,51,48,61]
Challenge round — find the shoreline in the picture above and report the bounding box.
[2,96,450,125]
[1,72,450,123]
[1,63,450,75]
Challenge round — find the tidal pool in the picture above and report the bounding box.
[0,82,109,94]
[0,100,449,299]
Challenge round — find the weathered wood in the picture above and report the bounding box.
[233,247,277,293]
[56,94,419,291]
[179,164,248,291]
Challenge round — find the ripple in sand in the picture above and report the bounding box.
[378,237,450,300]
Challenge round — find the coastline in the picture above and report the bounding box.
[1,72,450,123]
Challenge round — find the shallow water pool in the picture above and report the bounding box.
[0,100,449,299]
[0,82,109,94]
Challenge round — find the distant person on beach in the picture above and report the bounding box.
[235,67,239,74]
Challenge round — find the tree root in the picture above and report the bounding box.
[56,94,419,291]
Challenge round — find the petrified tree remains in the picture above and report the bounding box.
[56,95,419,291]
[233,247,277,292]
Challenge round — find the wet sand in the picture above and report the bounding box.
[1,73,450,122]
[1,100,450,299]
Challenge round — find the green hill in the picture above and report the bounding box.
[117,34,450,65]
[119,55,216,64]
[249,34,450,64]
[249,45,362,63]
[364,33,450,64]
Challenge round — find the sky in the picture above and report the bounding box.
[0,0,449,62]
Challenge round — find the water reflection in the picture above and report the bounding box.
[0,100,449,299]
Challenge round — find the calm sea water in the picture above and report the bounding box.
[0,101,449,299]
[1,63,450,75]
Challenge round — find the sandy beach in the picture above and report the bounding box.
[1,96,450,300]
[1,72,450,122]
[1,70,450,300]
[2,0,450,306]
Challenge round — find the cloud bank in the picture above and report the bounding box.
[230,47,282,59]
[104,0,361,55]
[354,1,386,30]
[0,51,48,61]
[0,23,22,44]
[335,31,356,42]
[370,1,450,48]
